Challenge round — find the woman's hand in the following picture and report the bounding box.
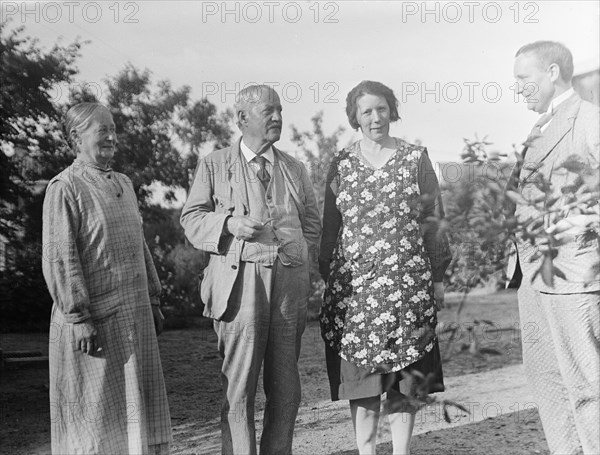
[73,320,98,355]
[319,259,331,283]
[433,282,445,311]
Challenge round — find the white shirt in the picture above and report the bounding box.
[240,139,274,175]
[540,87,575,132]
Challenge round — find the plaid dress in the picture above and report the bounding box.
[42,159,172,454]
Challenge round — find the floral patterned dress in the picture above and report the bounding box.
[320,138,450,374]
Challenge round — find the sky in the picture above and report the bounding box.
[3,0,599,169]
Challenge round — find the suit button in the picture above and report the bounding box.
[243,210,248,215]
[231,265,237,270]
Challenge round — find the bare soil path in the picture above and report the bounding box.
[1,290,550,454]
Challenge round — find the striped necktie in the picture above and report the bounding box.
[505,110,555,213]
[254,155,271,190]
[524,111,554,151]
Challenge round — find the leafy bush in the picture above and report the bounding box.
[0,242,51,332]
[441,137,512,293]
[142,206,209,326]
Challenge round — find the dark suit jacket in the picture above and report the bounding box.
[506,93,600,293]
[180,138,322,319]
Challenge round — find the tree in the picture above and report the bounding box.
[96,64,233,205]
[438,137,511,357]
[290,111,345,318]
[504,153,600,287]
[290,111,345,213]
[0,22,83,241]
[0,23,85,330]
[0,23,233,328]
[445,136,600,290]
[175,99,233,191]
[100,65,189,205]
[442,137,511,295]
[440,135,599,356]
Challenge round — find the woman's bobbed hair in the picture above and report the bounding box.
[345,80,400,130]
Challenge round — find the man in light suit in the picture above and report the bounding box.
[509,41,599,454]
[181,85,321,455]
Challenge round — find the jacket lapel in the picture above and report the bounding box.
[521,93,581,182]
[225,142,306,217]
[226,138,249,211]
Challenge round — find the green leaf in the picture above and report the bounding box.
[541,255,554,287]
[445,400,471,415]
[505,191,525,204]
[443,405,451,423]
[552,266,566,280]
[557,155,586,173]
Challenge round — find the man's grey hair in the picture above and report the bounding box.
[234,85,279,129]
[515,41,574,83]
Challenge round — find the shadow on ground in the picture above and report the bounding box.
[328,410,549,455]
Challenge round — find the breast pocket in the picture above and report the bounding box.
[213,194,235,213]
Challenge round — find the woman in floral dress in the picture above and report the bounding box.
[319,81,451,454]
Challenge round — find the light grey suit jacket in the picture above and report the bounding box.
[180,138,322,319]
[507,93,600,293]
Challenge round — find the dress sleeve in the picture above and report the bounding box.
[319,157,342,279]
[298,160,322,266]
[42,180,92,323]
[418,149,452,282]
[143,238,162,306]
[122,175,163,307]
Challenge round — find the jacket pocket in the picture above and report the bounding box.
[213,194,235,212]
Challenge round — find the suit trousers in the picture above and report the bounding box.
[214,258,309,455]
[518,285,599,454]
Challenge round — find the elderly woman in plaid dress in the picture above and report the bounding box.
[42,103,172,454]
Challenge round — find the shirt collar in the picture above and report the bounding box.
[240,138,274,164]
[546,87,575,116]
[73,157,112,172]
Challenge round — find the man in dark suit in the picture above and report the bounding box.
[509,41,599,454]
[181,85,321,455]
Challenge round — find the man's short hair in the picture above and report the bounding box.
[515,41,574,82]
[234,85,279,128]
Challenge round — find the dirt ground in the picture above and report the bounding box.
[0,290,550,454]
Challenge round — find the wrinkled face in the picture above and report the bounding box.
[76,108,117,167]
[513,52,556,113]
[356,93,391,142]
[243,88,283,146]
